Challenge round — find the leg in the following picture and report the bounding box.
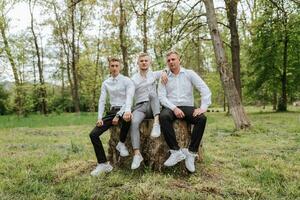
[129,106,146,169]
[149,92,160,123]
[89,114,115,163]
[180,106,207,153]
[129,108,146,150]
[159,107,179,150]
[119,118,131,143]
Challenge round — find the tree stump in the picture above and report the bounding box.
[107,119,203,171]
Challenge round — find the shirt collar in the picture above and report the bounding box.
[138,68,152,78]
[169,66,186,77]
[111,74,122,81]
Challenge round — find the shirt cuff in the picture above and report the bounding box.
[200,105,209,110]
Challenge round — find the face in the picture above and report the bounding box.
[167,53,180,71]
[138,56,151,71]
[109,61,121,76]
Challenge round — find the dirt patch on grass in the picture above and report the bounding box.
[53,160,95,183]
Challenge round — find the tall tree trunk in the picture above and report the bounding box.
[29,0,48,115]
[59,47,65,102]
[272,90,277,111]
[0,17,23,115]
[277,18,288,111]
[91,33,101,112]
[70,0,80,112]
[142,0,148,53]
[204,0,251,129]
[119,0,129,76]
[225,0,242,100]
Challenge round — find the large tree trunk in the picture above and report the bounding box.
[29,0,48,115]
[119,0,129,76]
[225,0,242,100]
[108,120,203,172]
[204,0,251,129]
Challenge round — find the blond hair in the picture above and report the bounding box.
[107,57,121,65]
[166,50,180,58]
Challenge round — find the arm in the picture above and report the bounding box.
[97,83,107,120]
[189,70,212,110]
[154,69,168,84]
[158,81,176,110]
[153,70,163,80]
[116,78,135,117]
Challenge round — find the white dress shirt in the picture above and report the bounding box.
[98,74,134,120]
[131,70,162,104]
[158,67,211,110]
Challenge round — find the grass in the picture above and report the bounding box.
[0,106,299,199]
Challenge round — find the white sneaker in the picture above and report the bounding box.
[150,123,161,138]
[182,148,198,173]
[131,154,144,170]
[90,163,113,176]
[116,142,129,157]
[163,149,186,167]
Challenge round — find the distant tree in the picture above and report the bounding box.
[247,0,300,111]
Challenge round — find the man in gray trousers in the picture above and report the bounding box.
[129,52,168,170]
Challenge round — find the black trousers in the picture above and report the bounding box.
[89,108,130,164]
[159,106,207,153]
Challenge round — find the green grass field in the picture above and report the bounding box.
[0,107,299,200]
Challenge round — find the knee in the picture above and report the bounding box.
[131,118,141,128]
[159,111,171,122]
[195,114,207,123]
[89,128,100,139]
[89,130,96,139]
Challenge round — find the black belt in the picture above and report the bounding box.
[136,101,149,106]
[111,106,121,111]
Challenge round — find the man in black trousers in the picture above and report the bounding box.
[89,57,134,176]
[158,51,211,172]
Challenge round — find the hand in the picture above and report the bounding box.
[193,108,207,117]
[112,116,119,125]
[123,111,132,122]
[173,107,185,118]
[161,71,168,85]
[96,119,103,127]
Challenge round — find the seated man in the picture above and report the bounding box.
[89,57,134,176]
[129,52,168,170]
[158,51,211,173]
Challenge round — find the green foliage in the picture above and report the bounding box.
[245,1,300,107]
[0,84,9,115]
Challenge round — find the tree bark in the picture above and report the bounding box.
[0,16,23,115]
[70,0,80,112]
[277,17,288,111]
[29,0,48,115]
[225,0,242,100]
[108,120,203,172]
[119,0,129,76]
[142,0,148,53]
[204,0,251,129]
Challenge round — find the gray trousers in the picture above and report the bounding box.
[130,92,160,149]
